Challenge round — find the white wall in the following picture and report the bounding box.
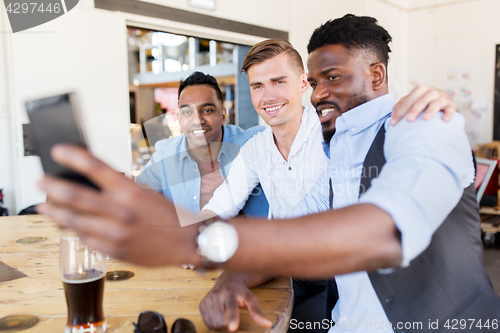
[408,0,500,147]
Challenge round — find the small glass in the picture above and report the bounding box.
[60,231,107,333]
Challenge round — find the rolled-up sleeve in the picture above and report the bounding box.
[359,114,475,267]
[135,155,173,200]
[136,159,162,191]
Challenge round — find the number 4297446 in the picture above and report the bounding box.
[6,2,62,14]
[443,319,498,330]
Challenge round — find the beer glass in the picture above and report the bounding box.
[60,231,107,333]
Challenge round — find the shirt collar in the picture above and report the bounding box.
[335,94,394,135]
[265,106,314,152]
[293,105,317,145]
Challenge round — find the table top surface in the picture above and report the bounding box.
[0,215,293,333]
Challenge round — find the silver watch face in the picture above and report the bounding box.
[197,222,239,263]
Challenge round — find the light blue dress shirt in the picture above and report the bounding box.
[136,125,269,217]
[291,94,474,332]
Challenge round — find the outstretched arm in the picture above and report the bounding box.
[36,146,401,277]
[39,111,471,277]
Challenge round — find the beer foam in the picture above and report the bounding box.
[62,269,105,284]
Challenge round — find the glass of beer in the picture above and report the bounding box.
[60,231,107,333]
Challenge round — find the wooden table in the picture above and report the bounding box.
[0,216,293,332]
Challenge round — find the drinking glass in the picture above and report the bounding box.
[60,231,107,333]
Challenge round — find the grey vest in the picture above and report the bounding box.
[363,125,500,332]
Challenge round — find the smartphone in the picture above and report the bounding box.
[25,92,100,190]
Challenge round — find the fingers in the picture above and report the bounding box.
[199,301,216,330]
[391,86,435,125]
[37,201,125,239]
[38,176,133,221]
[225,293,241,332]
[441,104,456,122]
[36,202,128,258]
[240,291,273,328]
[391,85,428,125]
[199,286,273,332]
[391,86,456,125]
[199,290,240,332]
[50,144,131,190]
[405,89,441,122]
[420,96,456,121]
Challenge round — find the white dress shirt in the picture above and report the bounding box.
[203,105,328,219]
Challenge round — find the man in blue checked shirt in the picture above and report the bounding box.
[135,71,268,223]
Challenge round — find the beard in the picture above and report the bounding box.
[322,126,335,144]
[345,92,369,113]
[315,85,370,145]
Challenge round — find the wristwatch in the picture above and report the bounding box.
[196,220,239,268]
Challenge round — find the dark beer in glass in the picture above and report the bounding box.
[60,232,107,333]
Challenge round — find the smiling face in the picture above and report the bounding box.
[246,52,309,129]
[307,44,385,140]
[178,84,226,149]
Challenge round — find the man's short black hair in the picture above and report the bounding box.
[178,71,224,104]
[307,14,392,67]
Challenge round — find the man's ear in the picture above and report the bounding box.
[221,108,227,121]
[370,62,387,91]
[300,72,309,93]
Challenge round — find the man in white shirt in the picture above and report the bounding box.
[199,39,330,331]
[201,39,327,220]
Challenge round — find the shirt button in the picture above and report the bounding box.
[193,196,197,200]
[195,169,198,172]
[340,316,347,322]
[351,127,356,132]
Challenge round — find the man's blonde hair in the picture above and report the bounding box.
[241,39,304,75]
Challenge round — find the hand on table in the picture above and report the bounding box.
[36,144,200,267]
[199,278,273,332]
[390,85,456,125]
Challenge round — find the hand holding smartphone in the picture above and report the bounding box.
[26,93,100,190]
